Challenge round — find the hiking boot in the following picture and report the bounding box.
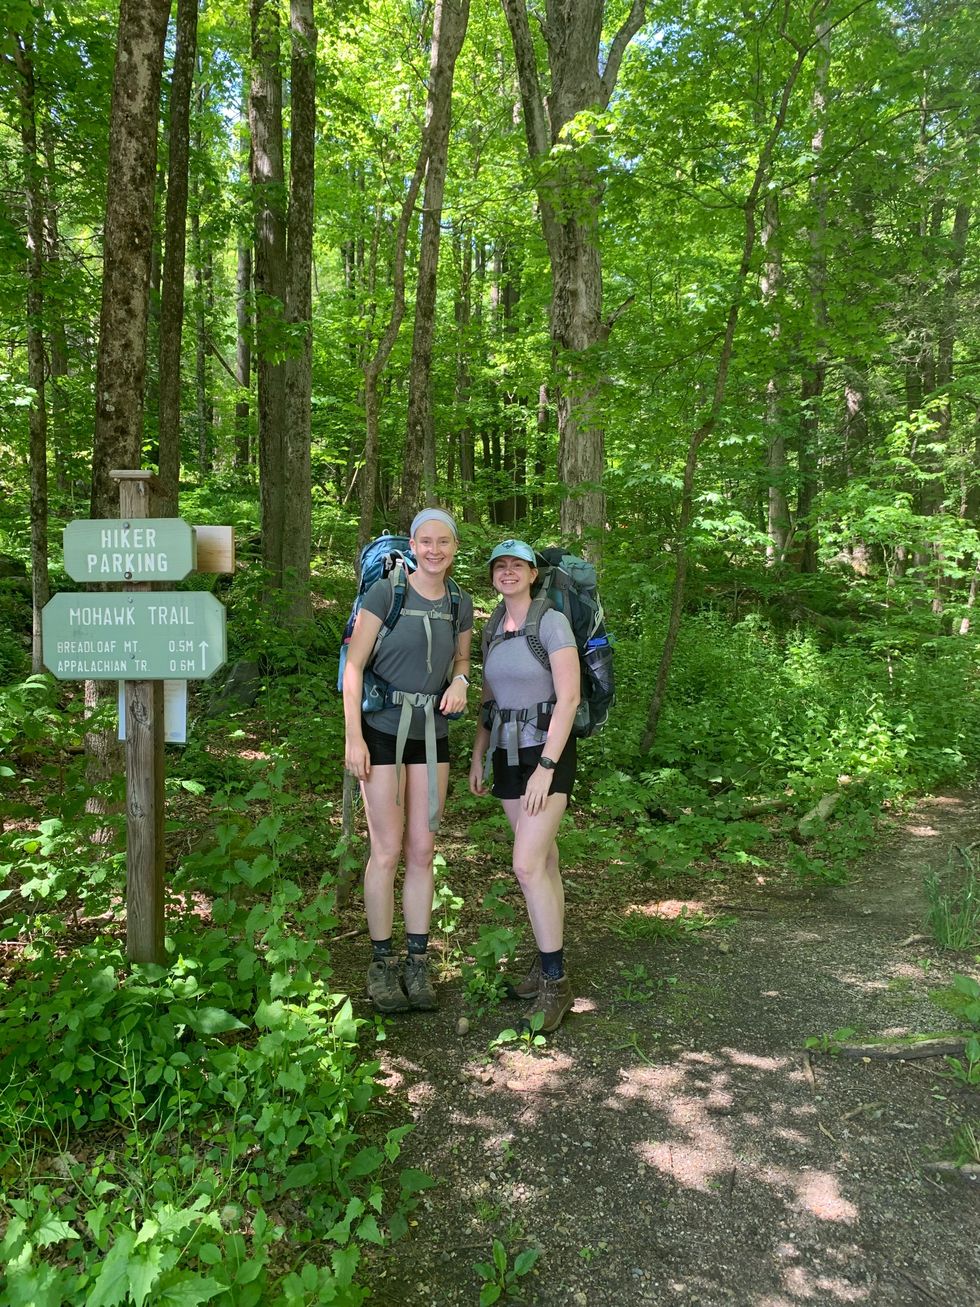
[526,973,573,1034]
[366,957,411,1013]
[505,957,541,1000]
[402,954,438,1011]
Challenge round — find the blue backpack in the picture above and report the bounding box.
[337,532,462,711]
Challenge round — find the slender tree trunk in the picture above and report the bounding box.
[399,0,470,522]
[41,126,70,500]
[157,0,198,513]
[250,0,287,588]
[359,150,429,547]
[453,226,478,523]
[796,16,830,574]
[281,0,317,618]
[235,239,252,467]
[501,0,645,540]
[13,34,49,672]
[761,193,789,564]
[642,9,819,751]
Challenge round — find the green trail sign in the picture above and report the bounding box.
[63,518,196,582]
[42,592,227,681]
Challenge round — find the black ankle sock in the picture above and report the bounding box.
[406,932,429,957]
[371,937,394,961]
[539,948,564,980]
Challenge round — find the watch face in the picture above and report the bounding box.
[539,756,557,770]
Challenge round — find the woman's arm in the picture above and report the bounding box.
[469,678,493,796]
[342,607,383,780]
[522,644,580,815]
[439,625,473,716]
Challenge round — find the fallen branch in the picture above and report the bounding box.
[922,1162,980,1182]
[833,1037,967,1061]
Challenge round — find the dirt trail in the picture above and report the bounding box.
[332,794,980,1307]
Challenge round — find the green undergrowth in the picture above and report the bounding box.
[0,752,431,1305]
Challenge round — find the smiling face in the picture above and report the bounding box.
[491,555,538,598]
[411,520,458,577]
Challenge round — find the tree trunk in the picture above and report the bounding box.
[761,192,789,564]
[91,0,171,517]
[249,0,287,588]
[280,0,317,619]
[157,0,198,514]
[41,126,70,501]
[399,0,470,524]
[453,226,479,523]
[501,0,645,541]
[641,14,820,752]
[796,16,830,574]
[88,0,171,827]
[358,147,429,547]
[235,238,251,467]
[14,34,50,672]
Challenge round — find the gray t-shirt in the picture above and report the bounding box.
[361,576,473,739]
[483,607,576,747]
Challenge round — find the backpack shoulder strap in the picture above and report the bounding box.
[369,566,407,664]
[446,576,462,638]
[482,601,506,660]
[522,594,553,670]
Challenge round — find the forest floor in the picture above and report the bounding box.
[327,789,980,1307]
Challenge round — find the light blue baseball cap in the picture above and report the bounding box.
[487,539,537,572]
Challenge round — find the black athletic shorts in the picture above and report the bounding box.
[491,739,576,801]
[361,718,450,766]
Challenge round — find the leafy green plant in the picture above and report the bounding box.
[473,1237,540,1305]
[948,1123,979,1166]
[432,855,464,961]
[613,963,676,1001]
[608,906,735,941]
[463,881,524,1012]
[488,1011,546,1053]
[925,846,980,950]
[803,1026,858,1053]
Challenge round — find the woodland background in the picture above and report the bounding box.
[0,0,978,1303]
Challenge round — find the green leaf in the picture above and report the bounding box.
[345,1146,383,1179]
[492,1238,507,1274]
[34,1214,80,1248]
[399,1167,435,1195]
[355,1214,383,1245]
[183,1006,247,1036]
[156,1271,223,1305]
[127,1246,164,1307]
[87,1229,137,1307]
[281,1162,319,1192]
[276,1063,306,1094]
[331,1245,360,1286]
[513,1247,540,1275]
[479,1284,502,1306]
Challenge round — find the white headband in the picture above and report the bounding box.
[410,508,459,540]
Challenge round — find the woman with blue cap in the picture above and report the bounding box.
[343,509,473,1014]
[469,539,579,1032]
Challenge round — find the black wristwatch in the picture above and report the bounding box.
[538,756,558,770]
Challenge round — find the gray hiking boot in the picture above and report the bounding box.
[402,954,438,1011]
[366,957,411,1013]
[505,957,541,1000]
[526,973,573,1034]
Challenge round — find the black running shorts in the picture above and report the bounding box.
[491,739,576,801]
[361,718,450,766]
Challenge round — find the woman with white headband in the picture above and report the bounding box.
[343,509,473,1013]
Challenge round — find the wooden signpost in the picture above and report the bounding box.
[40,471,234,964]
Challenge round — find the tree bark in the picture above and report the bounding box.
[249,0,287,588]
[399,0,470,523]
[87,0,171,828]
[235,238,252,467]
[41,125,70,500]
[501,0,645,540]
[280,0,317,620]
[91,0,172,520]
[13,33,50,672]
[157,0,198,514]
[761,192,789,564]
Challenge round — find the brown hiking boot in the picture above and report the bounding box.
[402,954,438,1011]
[527,973,573,1033]
[505,957,541,1001]
[366,957,411,1013]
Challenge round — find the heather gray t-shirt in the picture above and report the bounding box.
[482,608,576,748]
[360,576,473,739]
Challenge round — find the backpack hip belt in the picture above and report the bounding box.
[387,689,443,832]
[482,699,556,780]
